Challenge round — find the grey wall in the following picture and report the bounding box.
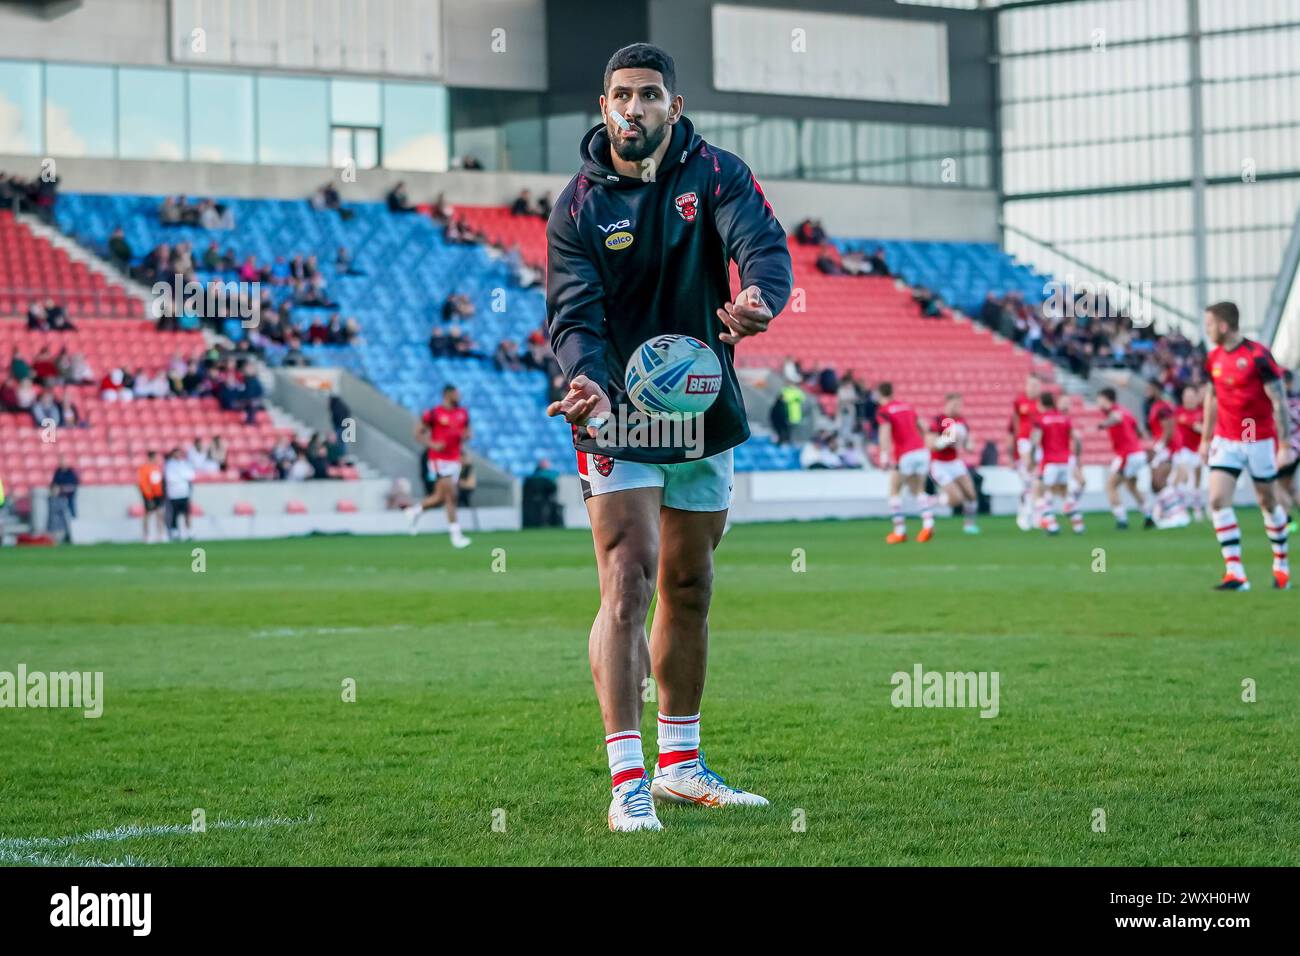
[0,0,170,66]
[651,0,995,129]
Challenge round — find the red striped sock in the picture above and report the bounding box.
[606,730,644,789]
[657,712,700,770]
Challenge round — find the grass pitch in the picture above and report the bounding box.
[1,515,1297,866]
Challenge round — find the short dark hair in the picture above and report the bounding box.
[443,383,458,394]
[604,43,676,95]
[1039,392,1056,409]
[877,381,893,398]
[1206,301,1239,330]
[1098,387,1117,402]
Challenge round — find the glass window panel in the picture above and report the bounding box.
[452,125,499,171]
[800,120,854,180]
[118,67,186,160]
[45,63,115,158]
[354,128,379,169]
[257,75,328,165]
[331,79,381,126]
[545,113,591,173]
[503,115,544,172]
[741,117,798,179]
[856,122,908,164]
[382,82,448,172]
[0,59,43,154]
[188,71,254,163]
[332,127,353,168]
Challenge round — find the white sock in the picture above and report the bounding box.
[1212,507,1244,579]
[657,713,700,774]
[607,730,645,789]
[449,522,461,536]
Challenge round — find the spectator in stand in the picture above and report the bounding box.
[287,449,314,481]
[208,435,229,472]
[815,242,845,276]
[188,436,217,474]
[163,447,197,540]
[137,451,166,543]
[793,218,827,246]
[536,192,553,219]
[913,286,943,318]
[55,388,86,428]
[429,326,450,358]
[99,368,133,402]
[769,391,791,446]
[307,317,330,344]
[867,246,891,277]
[26,300,49,330]
[336,245,363,276]
[494,338,524,372]
[159,195,182,225]
[307,435,332,479]
[328,393,353,436]
[522,458,562,528]
[31,345,57,382]
[50,457,79,522]
[447,324,484,359]
[10,346,31,383]
[200,241,221,271]
[800,431,843,469]
[457,454,476,510]
[0,376,19,413]
[45,299,74,332]
[460,155,483,170]
[511,189,536,217]
[387,181,415,213]
[238,256,260,284]
[107,227,133,272]
[29,386,59,428]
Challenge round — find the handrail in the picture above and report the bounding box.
[999,221,1201,339]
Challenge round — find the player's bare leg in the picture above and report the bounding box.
[408,477,469,546]
[913,474,936,542]
[943,475,979,534]
[1251,477,1289,589]
[1124,476,1154,528]
[886,469,908,543]
[649,506,768,808]
[587,488,662,830]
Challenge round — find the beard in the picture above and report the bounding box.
[609,118,669,164]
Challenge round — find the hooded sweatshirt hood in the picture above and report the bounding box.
[579,115,701,189]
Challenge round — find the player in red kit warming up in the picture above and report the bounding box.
[1096,387,1153,530]
[1200,302,1293,591]
[406,384,472,548]
[1010,375,1043,531]
[928,392,980,535]
[877,382,934,543]
[1031,392,1084,535]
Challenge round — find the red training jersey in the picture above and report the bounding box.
[1037,412,1074,464]
[878,399,927,461]
[1104,406,1145,457]
[422,405,470,462]
[1147,399,1175,447]
[929,414,966,462]
[1173,406,1201,452]
[1206,339,1282,441]
[1012,394,1038,440]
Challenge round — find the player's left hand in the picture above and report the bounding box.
[718,285,771,345]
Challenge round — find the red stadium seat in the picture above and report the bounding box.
[285,500,308,514]
[233,502,256,516]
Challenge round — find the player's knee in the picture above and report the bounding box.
[600,553,656,623]
[660,564,713,612]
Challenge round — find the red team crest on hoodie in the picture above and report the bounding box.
[674,192,698,222]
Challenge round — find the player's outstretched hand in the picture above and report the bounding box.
[546,374,612,438]
[718,285,772,345]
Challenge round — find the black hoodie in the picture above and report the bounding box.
[545,116,793,464]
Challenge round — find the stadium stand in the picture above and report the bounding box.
[0,319,297,499]
[53,193,1118,477]
[0,209,138,318]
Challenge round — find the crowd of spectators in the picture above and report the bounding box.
[158,195,236,230]
[977,289,1205,386]
[242,430,355,482]
[0,168,59,223]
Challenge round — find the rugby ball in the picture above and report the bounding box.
[624,334,723,417]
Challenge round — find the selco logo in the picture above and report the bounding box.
[604,230,634,251]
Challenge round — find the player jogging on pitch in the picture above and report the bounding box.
[544,44,792,831]
[877,382,934,543]
[1011,375,1043,530]
[1096,387,1153,529]
[1031,392,1084,535]
[1200,301,1292,591]
[928,392,980,535]
[406,384,472,548]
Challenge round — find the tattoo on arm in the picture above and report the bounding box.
[1267,381,1291,440]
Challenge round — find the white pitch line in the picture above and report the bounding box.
[0,815,309,863]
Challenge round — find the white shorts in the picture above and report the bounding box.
[578,448,733,512]
[1172,447,1201,471]
[1015,437,1040,471]
[1110,450,1148,480]
[1208,435,1277,481]
[1039,461,1072,488]
[895,448,931,478]
[426,457,461,481]
[929,457,969,488]
[1150,444,1171,468]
